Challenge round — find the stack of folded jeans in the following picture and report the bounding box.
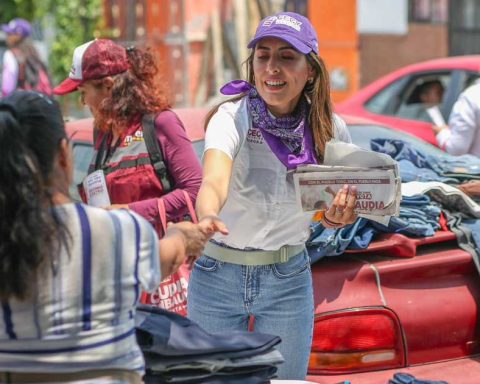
[370,138,480,184]
[307,195,441,263]
[388,372,448,384]
[135,304,284,384]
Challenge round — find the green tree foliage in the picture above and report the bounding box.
[1,0,104,82]
[0,0,39,22]
[2,0,105,114]
[44,0,104,83]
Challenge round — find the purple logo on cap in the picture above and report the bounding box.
[262,14,302,32]
[247,12,319,55]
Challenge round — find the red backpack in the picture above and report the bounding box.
[11,48,53,96]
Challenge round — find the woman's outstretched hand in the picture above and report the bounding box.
[165,221,213,257]
[180,215,230,270]
[199,215,229,236]
[162,217,228,273]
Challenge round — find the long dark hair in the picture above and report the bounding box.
[94,45,170,133]
[0,91,69,301]
[11,37,43,63]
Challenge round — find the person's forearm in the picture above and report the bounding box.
[196,180,227,220]
[158,233,184,279]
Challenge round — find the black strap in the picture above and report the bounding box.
[142,114,173,194]
[94,132,122,172]
[10,48,26,88]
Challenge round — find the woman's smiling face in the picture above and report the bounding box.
[252,37,313,117]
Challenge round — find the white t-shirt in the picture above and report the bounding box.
[205,97,351,250]
[1,50,19,96]
[0,203,160,373]
[438,82,480,156]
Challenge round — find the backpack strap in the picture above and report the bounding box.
[10,48,26,88]
[142,113,173,194]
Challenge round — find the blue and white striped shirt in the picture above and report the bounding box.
[0,203,160,373]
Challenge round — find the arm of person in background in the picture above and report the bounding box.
[458,180,480,197]
[127,110,203,221]
[435,86,480,155]
[2,50,19,97]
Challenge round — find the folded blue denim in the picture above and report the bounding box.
[136,305,282,383]
[307,219,374,263]
[429,153,480,176]
[147,348,284,372]
[144,366,277,384]
[135,304,281,358]
[398,159,458,184]
[307,195,441,262]
[388,372,449,384]
[371,138,480,184]
[370,139,433,169]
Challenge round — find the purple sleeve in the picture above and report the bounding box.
[129,110,202,222]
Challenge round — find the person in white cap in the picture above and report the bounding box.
[188,11,357,379]
[54,39,203,241]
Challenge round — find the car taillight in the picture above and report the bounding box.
[308,308,405,374]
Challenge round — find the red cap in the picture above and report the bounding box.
[54,39,129,95]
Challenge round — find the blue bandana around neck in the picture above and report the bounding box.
[220,80,317,170]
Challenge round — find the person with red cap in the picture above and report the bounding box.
[54,39,203,240]
[188,12,358,379]
[1,18,52,96]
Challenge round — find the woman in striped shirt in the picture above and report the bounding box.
[0,90,214,383]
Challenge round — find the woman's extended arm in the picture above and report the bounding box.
[195,149,232,234]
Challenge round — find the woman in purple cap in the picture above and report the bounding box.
[1,18,52,96]
[188,12,358,379]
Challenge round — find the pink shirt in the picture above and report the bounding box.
[128,111,202,222]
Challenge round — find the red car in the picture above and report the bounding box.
[336,55,480,146]
[66,112,480,384]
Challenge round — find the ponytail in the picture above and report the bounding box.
[0,91,69,301]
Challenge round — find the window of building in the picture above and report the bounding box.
[409,0,449,23]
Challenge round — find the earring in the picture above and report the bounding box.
[308,77,314,84]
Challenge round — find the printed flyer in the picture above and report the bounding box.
[294,168,398,216]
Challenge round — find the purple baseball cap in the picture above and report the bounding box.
[247,12,318,55]
[1,18,32,37]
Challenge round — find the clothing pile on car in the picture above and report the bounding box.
[307,138,480,273]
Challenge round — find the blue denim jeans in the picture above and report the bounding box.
[187,249,314,380]
[371,138,480,183]
[398,159,458,184]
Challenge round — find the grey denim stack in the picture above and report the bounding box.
[135,304,284,384]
